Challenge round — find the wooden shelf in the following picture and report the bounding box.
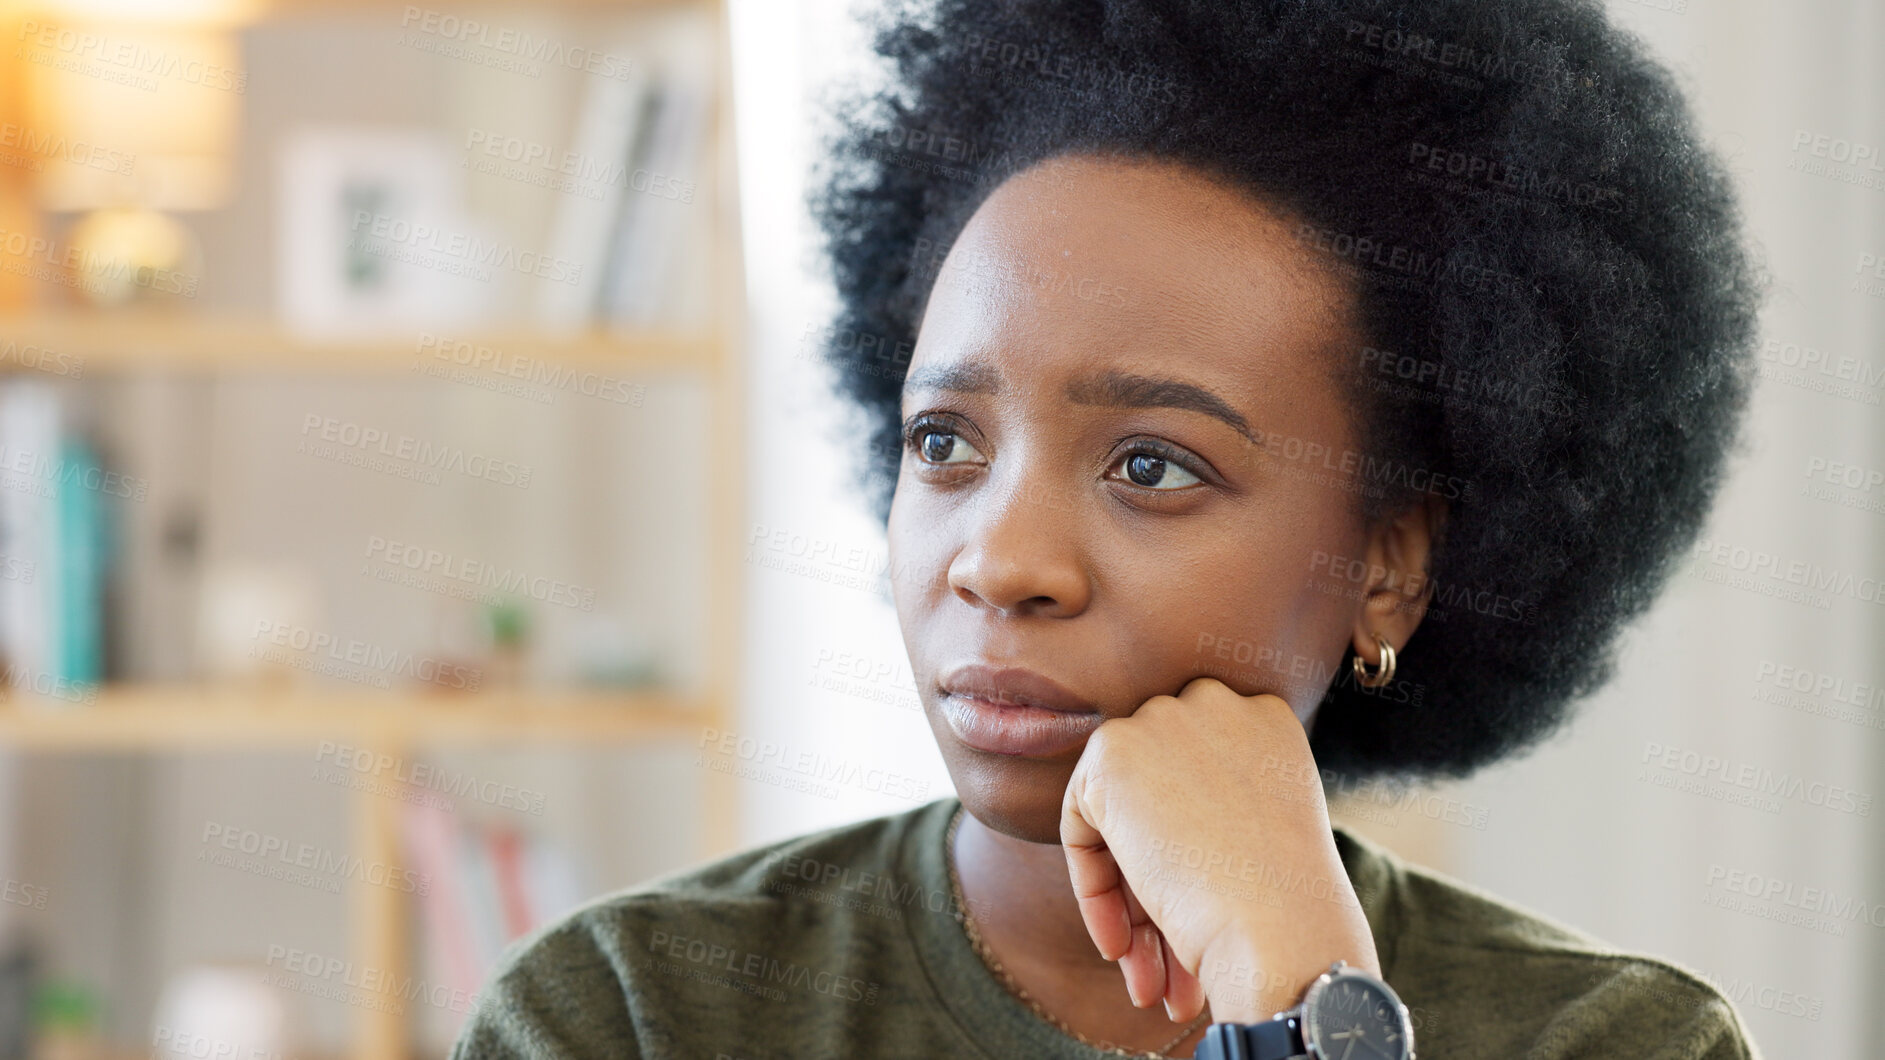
[260,0,711,12]
[0,313,725,375]
[0,684,710,750]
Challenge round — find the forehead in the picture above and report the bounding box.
[909,154,1361,395]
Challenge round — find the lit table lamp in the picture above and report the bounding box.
[20,10,245,305]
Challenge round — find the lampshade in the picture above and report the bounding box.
[20,17,241,211]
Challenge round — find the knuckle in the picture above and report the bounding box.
[1180,675,1226,697]
[1135,694,1179,719]
[1250,691,1291,712]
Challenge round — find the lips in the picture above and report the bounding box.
[938,664,1105,757]
[940,665,1099,713]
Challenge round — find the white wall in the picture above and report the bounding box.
[730,0,956,846]
[1446,3,1885,1056]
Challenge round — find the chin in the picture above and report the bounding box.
[942,745,1079,845]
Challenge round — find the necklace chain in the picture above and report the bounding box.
[945,805,1211,1058]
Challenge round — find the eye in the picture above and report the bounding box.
[913,428,985,466]
[1111,447,1204,490]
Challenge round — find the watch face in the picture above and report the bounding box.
[1303,973,1411,1060]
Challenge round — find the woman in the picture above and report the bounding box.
[455,0,1762,1056]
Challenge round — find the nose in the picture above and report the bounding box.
[945,478,1091,618]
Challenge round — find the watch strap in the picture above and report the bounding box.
[1194,1014,1305,1060]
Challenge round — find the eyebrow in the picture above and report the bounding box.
[903,362,1003,395]
[903,363,1259,445]
[1067,370,1259,445]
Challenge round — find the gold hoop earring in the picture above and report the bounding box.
[1352,632,1396,689]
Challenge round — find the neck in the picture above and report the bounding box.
[953,808,1121,972]
[950,805,1212,1057]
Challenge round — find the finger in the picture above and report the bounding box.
[1118,918,1167,1008]
[1159,929,1209,1023]
[1115,867,1168,1008]
[1061,770,1133,961]
[1177,675,1228,700]
[1120,871,1147,919]
[1116,882,1175,1009]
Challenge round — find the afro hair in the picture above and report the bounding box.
[807,0,1763,784]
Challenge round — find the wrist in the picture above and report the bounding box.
[1198,927,1383,1025]
[1197,931,1306,1023]
[1197,960,1415,1060]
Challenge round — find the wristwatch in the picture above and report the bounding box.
[1193,960,1415,1060]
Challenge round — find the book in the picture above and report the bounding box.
[597,13,715,331]
[487,828,534,943]
[52,435,108,690]
[405,799,587,1018]
[456,819,506,973]
[401,801,483,1006]
[0,381,109,705]
[534,58,653,331]
[0,382,56,696]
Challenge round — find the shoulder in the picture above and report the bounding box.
[451,801,943,1059]
[1335,826,1763,1060]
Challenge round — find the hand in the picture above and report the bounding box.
[1059,677,1380,1025]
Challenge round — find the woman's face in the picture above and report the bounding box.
[888,154,1423,843]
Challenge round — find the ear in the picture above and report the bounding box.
[1351,497,1447,668]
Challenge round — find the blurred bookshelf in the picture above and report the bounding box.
[0,0,744,1056]
[0,686,707,750]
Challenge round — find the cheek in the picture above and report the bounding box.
[1162,509,1369,703]
[886,487,917,618]
[886,486,950,621]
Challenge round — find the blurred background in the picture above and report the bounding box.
[0,0,1875,1057]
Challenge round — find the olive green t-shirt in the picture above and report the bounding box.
[451,797,1761,1059]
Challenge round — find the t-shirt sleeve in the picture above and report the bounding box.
[451,916,643,1060]
[1520,958,1764,1060]
[1644,995,1761,1060]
